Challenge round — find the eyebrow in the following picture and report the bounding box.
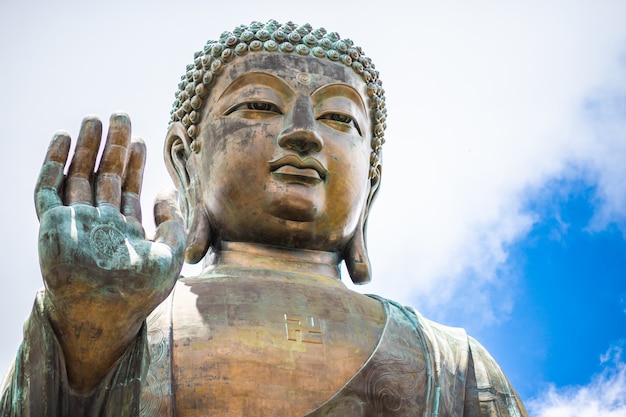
[218,72,295,101]
[311,83,367,115]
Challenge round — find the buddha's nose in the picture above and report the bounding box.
[277,95,323,154]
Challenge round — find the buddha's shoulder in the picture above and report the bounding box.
[363,294,469,344]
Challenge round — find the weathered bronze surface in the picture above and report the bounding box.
[0,20,528,416]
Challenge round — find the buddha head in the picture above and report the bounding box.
[164,20,387,284]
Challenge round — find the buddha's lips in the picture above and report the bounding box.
[269,155,328,181]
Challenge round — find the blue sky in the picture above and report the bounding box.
[477,176,626,399]
[1,1,625,415]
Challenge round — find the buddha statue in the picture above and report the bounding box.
[0,20,528,417]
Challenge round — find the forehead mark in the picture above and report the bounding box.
[297,72,312,86]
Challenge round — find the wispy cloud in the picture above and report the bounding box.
[527,344,626,417]
[579,88,626,234]
[352,4,626,327]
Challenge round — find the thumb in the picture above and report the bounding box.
[153,188,186,252]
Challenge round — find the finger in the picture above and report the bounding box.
[35,131,71,220]
[95,113,131,207]
[121,137,146,223]
[153,188,186,251]
[64,115,102,205]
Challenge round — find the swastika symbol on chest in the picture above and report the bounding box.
[284,314,323,344]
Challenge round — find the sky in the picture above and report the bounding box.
[0,1,625,415]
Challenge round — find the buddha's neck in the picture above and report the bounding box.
[202,241,341,280]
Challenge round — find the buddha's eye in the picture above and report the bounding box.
[246,102,279,112]
[322,113,352,124]
[226,101,282,117]
[318,112,362,135]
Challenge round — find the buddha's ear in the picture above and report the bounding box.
[366,164,382,218]
[164,122,211,263]
[164,122,193,217]
[345,166,382,285]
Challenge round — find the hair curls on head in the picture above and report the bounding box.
[169,19,386,181]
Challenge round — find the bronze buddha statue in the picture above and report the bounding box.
[1,20,528,416]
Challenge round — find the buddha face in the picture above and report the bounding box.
[188,53,373,253]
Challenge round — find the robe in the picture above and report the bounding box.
[1,288,528,416]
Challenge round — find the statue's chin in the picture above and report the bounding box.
[265,183,325,223]
[267,197,319,222]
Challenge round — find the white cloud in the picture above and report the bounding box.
[578,87,626,234]
[527,345,626,417]
[346,1,626,327]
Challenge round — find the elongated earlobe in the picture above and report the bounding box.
[345,214,372,285]
[345,165,381,284]
[185,204,211,263]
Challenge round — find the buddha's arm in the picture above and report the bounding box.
[34,114,186,394]
[1,289,151,417]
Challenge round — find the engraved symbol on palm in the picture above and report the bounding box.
[89,223,127,269]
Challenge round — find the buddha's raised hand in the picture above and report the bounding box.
[34,113,186,392]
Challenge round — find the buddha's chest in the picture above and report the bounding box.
[170,275,386,417]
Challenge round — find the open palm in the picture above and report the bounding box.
[34,113,186,391]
